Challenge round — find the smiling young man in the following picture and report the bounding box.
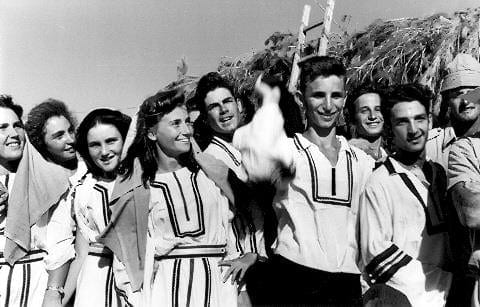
[426,53,480,171]
[359,84,452,306]
[346,84,387,161]
[234,56,375,305]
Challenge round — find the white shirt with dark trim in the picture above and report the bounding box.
[205,136,266,257]
[360,157,452,306]
[272,134,374,274]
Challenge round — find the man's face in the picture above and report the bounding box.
[303,75,345,130]
[353,93,384,138]
[391,100,429,153]
[447,87,480,123]
[204,87,242,136]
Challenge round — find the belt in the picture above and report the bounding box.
[155,244,227,260]
[88,242,113,258]
[0,250,46,265]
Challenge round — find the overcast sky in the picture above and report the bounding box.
[1,0,478,117]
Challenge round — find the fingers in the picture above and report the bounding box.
[222,266,235,283]
[218,260,232,267]
[254,75,281,106]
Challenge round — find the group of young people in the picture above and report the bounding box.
[1,53,480,307]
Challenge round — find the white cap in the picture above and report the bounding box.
[441,53,480,92]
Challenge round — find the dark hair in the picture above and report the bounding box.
[25,99,76,158]
[120,89,187,186]
[76,108,131,178]
[382,83,433,148]
[298,56,346,93]
[0,95,23,120]
[194,72,236,115]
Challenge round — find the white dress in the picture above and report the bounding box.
[144,167,238,307]
[73,174,135,307]
[0,171,74,307]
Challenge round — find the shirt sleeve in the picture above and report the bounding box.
[448,138,480,189]
[360,181,425,300]
[43,187,76,271]
[232,95,295,184]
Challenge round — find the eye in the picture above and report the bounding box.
[88,142,100,148]
[13,121,24,129]
[207,103,220,111]
[331,92,344,99]
[0,124,8,130]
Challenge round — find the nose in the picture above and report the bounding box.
[65,132,75,144]
[7,125,19,137]
[367,110,376,120]
[100,144,109,156]
[324,95,333,112]
[407,120,418,134]
[219,102,228,114]
[179,122,192,136]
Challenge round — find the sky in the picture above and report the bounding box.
[1,0,478,118]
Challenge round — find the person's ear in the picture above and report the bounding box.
[294,90,305,107]
[236,98,243,113]
[428,113,433,130]
[147,127,157,141]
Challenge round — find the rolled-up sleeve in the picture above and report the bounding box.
[44,188,76,271]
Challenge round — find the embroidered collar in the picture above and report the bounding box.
[294,133,357,160]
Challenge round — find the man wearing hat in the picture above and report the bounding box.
[426,53,480,170]
[439,53,480,306]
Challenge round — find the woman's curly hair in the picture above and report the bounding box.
[25,98,76,158]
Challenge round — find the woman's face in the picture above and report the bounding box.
[87,123,124,175]
[148,106,192,158]
[0,107,26,163]
[43,115,76,163]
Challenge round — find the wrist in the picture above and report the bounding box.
[45,285,65,299]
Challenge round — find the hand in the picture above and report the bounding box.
[219,253,258,285]
[42,290,62,307]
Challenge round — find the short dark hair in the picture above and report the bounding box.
[345,84,385,126]
[194,72,236,115]
[0,95,23,120]
[298,56,346,93]
[382,83,432,122]
[25,99,76,157]
[76,108,131,177]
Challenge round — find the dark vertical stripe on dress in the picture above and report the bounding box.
[23,264,31,307]
[173,172,190,221]
[185,259,195,307]
[202,258,211,307]
[331,167,336,196]
[4,265,14,307]
[19,264,26,307]
[172,259,181,307]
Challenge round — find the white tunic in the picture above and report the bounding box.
[360,157,452,306]
[205,136,266,257]
[270,134,373,273]
[144,167,237,307]
[73,174,135,307]
[0,173,49,307]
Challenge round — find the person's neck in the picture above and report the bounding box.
[98,172,117,182]
[156,146,184,174]
[452,116,480,137]
[303,125,338,149]
[213,132,234,144]
[58,158,78,171]
[393,149,426,168]
[0,159,19,174]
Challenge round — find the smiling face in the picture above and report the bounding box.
[447,87,480,123]
[87,123,124,175]
[43,115,76,163]
[0,107,26,165]
[354,93,384,138]
[148,106,192,158]
[303,75,346,131]
[204,87,242,136]
[390,100,429,153]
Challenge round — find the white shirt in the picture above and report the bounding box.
[272,134,373,273]
[360,157,452,306]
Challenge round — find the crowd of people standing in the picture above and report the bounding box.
[1,53,480,307]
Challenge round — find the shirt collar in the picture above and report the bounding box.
[295,133,357,159]
[442,128,457,150]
